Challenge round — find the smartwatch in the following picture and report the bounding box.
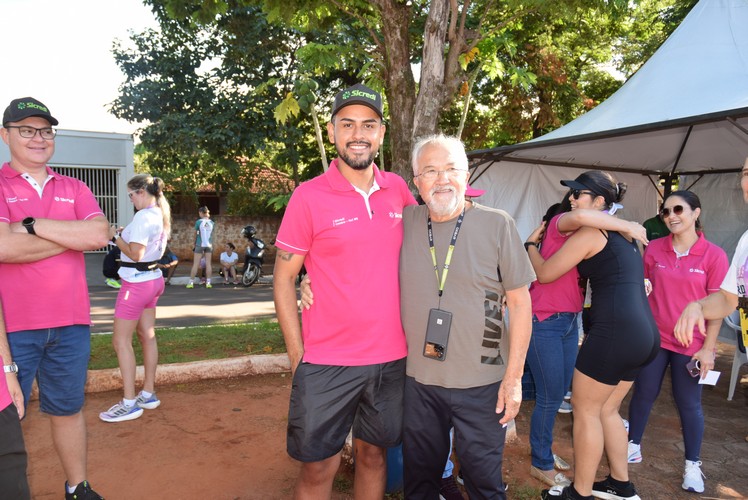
[111,232,120,244]
[3,362,18,374]
[22,217,36,235]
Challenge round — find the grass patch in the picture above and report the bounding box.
[89,320,285,370]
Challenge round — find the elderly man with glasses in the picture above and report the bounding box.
[399,134,535,499]
[0,97,109,500]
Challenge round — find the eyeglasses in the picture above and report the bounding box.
[571,189,596,200]
[414,168,468,181]
[127,190,140,199]
[660,205,684,218]
[5,125,57,140]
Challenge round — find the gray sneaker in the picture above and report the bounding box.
[136,391,161,410]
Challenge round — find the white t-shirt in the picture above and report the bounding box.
[118,207,166,283]
[721,228,748,299]
[197,218,215,247]
[220,251,239,266]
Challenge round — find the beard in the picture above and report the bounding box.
[426,186,462,219]
[336,141,378,170]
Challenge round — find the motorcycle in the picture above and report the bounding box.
[240,225,266,287]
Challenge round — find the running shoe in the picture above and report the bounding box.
[104,278,121,289]
[557,400,573,413]
[627,441,642,463]
[136,391,161,410]
[439,475,464,500]
[65,480,104,500]
[541,485,572,499]
[99,400,144,423]
[592,476,641,500]
[205,282,212,289]
[682,460,705,493]
[186,282,194,289]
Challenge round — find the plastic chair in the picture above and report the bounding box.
[723,310,748,401]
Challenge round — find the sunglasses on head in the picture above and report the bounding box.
[571,189,596,200]
[660,205,684,217]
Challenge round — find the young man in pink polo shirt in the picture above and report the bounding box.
[274,84,416,498]
[0,97,110,500]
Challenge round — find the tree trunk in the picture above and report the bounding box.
[310,106,328,172]
[374,0,417,182]
[413,0,450,143]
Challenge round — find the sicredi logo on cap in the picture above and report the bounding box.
[342,89,377,103]
[17,101,50,113]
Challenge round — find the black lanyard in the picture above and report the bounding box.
[427,208,465,297]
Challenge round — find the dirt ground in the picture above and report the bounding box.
[23,344,748,500]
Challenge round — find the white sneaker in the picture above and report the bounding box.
[99,400,144,423]
[682,460,704,493]
[627,441,642,463]
[557,400,573,413]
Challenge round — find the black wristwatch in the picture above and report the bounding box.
[22,217,36,235]
[524,241,538,251]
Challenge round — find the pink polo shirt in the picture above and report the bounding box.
[0,163,105,332]
[529,213,584,321]
[644,233,728,355]
[275,159,416,366]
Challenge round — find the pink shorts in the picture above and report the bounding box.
[114,278,165,320]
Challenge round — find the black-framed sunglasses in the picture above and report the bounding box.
[571,189,596,200]
[660,205,684,217]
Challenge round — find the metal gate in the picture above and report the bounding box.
[54,166,120,252]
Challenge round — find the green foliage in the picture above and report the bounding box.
[113,0,697,185]
[89,321,284,370]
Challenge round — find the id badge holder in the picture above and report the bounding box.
[423,308,452,361]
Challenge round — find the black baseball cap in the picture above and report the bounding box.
[560,172,606,197]
[331,83,383,119]
[3,97,58,127]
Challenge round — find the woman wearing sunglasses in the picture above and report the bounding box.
[99,174,171,423]
[524,192,647,491]
[626,191,728,493]
[527,171,659,500]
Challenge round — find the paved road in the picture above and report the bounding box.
[89,280,277,334]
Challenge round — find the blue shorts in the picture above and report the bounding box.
[115,278,165,320]
[7,325,90,416]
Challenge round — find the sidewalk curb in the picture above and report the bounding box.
[84,354,291,394]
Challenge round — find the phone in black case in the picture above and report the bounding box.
[423,308,452,361]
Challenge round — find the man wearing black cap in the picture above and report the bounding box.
[274,84,416,498]
[0,97,109,499]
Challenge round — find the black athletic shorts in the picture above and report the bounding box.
[287,357,405,462]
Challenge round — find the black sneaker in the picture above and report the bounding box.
[439,475,464,500]
[591,476,641,500]
[65,480,104,500]
[541,486,574,499]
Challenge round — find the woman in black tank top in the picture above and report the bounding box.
[526,171,658,500]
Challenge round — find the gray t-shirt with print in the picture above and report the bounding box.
[400,202,535,389]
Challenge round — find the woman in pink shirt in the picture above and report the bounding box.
[627,190,728,494]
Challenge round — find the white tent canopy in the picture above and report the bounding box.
[467,0,748,250]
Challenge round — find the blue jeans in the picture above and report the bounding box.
[526,313,578,470]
